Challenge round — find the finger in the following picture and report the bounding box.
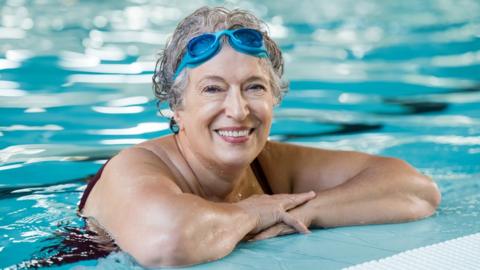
[251,224,291,241]
[281,191,316,210]
[280,212,311,234]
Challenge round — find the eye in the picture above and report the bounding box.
[202,85,225,93]
[247,84,266,91]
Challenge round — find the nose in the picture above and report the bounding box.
[224,87,250,120]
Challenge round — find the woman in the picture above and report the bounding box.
[78,6,441,268]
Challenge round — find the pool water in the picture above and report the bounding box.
[1,0,479,269]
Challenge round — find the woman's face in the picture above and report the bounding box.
[175,44,275,168]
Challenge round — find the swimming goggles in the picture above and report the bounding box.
[173,28,269,79]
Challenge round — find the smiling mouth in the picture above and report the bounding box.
[214,128,255,137]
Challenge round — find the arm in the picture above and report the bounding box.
[83,147,314,267]
[305,156,441,227]
[253,142,441,239]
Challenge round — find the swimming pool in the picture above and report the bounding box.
[1,0,479,269]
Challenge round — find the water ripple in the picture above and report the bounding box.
[0,1,479,268]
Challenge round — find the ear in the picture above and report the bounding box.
[173,110,184,131]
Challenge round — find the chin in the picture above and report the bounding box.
[212,149,255,168]
[209,141,262,167]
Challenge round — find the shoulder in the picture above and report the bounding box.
[260,140,374,166]
[104,136,184,192]
[258,140,331,165]
[107,146,174,180]
[258,140,377,192]
[82,137,183,211]
[81,139,186,219]
[257,140,325,176]
[254,141,305,193]
[80,145,190,262]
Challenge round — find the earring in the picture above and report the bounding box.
[169,117,179,134]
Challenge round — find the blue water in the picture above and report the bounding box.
[1,0,479,269]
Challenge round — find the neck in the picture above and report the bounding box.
[174,133,249,201]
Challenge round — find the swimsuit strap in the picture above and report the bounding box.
[250,157,273,195]
[78,160,110,212]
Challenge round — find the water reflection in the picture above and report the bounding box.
[0,0,479,268]
[92,106,144,114]
[89,122,169,135]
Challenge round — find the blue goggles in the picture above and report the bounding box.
[173,28,269,79]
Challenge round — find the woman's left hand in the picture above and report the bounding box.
[250,203,313,241]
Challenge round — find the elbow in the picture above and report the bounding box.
[409,174,442,220]
[128,231,194,268]
[386,158,441,220]
[422,177,442,216]
[130,226,229,268]
[130,236,179,268]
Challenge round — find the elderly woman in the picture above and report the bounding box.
[78,6,441,268]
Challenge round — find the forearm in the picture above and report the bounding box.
[301,157,441,228]
[162,195,257,266]
[131,191,315,267]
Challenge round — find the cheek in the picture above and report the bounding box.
[252,99,274,120]
[179,101,222,131]
[195,101,223,125]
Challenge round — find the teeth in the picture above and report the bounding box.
[217,129,250,137]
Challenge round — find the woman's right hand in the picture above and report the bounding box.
[234,191,316,236]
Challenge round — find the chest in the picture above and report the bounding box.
[223,169,266,203]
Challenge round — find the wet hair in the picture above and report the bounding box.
[152,6,288,117]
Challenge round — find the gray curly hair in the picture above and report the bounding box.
[152,6,288,114]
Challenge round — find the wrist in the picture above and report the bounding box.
[289,197,316,228]
[230,202,259,232]
[301,193,331,228]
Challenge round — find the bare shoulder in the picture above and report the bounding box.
[104,146,181,191]
[81,135,185,218]
[134,135,177,157]
[83,135,191,218]
[82,145,182,215]
[259,140,379,192]
[265,140,374,159]
[80,145,191,262]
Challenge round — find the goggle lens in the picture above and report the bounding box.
[233,29,263,47]
[188,34,216,57]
